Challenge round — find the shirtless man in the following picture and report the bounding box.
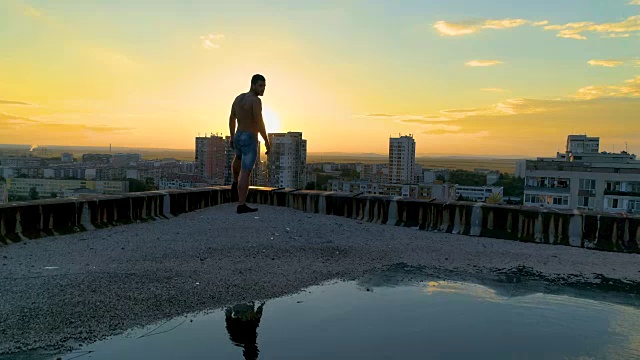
[229,74,270,214]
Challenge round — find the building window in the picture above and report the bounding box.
[628,182,640,193]
[606,181,621,192]
[607,198,621,209]
[579,179,596,191]
[552,196,569,206]
[578,196,596,209]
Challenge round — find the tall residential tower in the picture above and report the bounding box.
[267,132,307,189]
[389,135,416,184]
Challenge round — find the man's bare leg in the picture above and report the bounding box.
[231,156,241,202]
[232,156,241,182]
[237,169,257,213]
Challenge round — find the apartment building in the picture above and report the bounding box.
[360,163,389,183]
[455,186,503,203]
[389,135,416,184]
[422,169,450,184]
[112,153,142,168]
[328,180,452,201]
[195,135,226,185]
[0,156,43,167]
[82,154,112,165]
[3,167,41,178]
[43,167,87,179]
[159,174,209,190]
[515,160,527,178]
[566,135,600,154]
[267,132,307,189]
[524,135,640,213]
[6,178,128,198]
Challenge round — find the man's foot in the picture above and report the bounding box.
[237,204,258,214]
[230,181,239,202]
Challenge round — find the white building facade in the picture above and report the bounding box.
[566,135,600,154]
[6,178,128,198]
[455,186,504,203]
[515,160,527,178]
[267,132,307,189]
[388,135,416,184]
[328,179,452,201]
[524,135,640,213]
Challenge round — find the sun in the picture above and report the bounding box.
[262,106,281,133]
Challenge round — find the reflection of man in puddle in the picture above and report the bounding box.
[225,302,265,360]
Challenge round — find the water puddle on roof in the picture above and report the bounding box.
[43,272,640,360]
[10,264,640,360]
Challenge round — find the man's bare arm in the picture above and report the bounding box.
[229,98,237,139]
[252,97,270,153]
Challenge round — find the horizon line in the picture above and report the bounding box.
[0,144,534,159]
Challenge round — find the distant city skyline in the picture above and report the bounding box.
[2,0,639,156]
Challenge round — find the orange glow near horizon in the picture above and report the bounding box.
[1,1,639,156]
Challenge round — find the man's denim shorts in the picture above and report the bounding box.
[233,131,258,171]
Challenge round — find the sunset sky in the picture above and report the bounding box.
[1,0,639,156]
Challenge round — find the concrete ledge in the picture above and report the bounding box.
[1,187,639,253]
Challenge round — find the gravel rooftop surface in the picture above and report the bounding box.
[1,204,639,355]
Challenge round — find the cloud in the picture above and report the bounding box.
[200,34,225,49]
[608,33,631,38]
[434,99,560,121]
[366,113,395,117]
[433,21,480,36]
[482,19,529,29]
[366,97,584,127]
[364,76,640,125]
[363,114,452,122]
[587,59,640,67]
[422,130,491,138]
[465,60,503,67]
[572,76,640,100]
[417,115,452,122]
[481,88,508,93]
[434,19,545,36]
[388,116,481,137]
[363,78,640,154]
[0,100,32,105]
[0,112,131,133]
[0,112,39,124]
[630,0,640,4]
[440,108,481,114]
[399,120,460,127]
[588,59,625,67]
[544,15,640,40]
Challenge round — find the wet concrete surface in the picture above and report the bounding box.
[19,265,640,360]
[0,204,639,356]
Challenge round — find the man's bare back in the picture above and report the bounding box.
[232,92,262,134]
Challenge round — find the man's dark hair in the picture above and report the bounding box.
[251,74,265,86]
